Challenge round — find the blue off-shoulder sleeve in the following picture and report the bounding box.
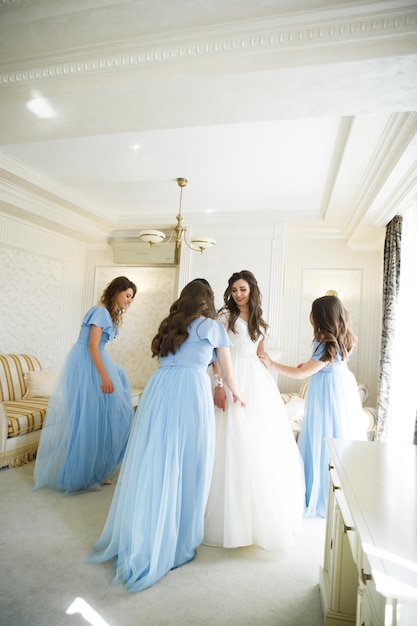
[83,306,118,340]
[195,318,232,349]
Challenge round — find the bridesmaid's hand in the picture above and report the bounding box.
[232,393,245,408]
[101,374,114,394]
[258,351,272,368]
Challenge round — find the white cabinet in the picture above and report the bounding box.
[320,476,359,624]
[319,440,417,626]
[356,552,386,626]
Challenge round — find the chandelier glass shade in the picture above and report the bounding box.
[138,178,216,253]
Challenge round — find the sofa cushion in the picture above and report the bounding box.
[23,371,58,398]
[5,398,49,438]
[284,395,305,423]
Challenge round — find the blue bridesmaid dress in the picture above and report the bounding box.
[88,317,231,592]
[297,340,367,517]
[33,306,134,494]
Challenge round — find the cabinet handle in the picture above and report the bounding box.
[332,484,341,491]
[328,463,334,470]
[361,568,372,585]
[343,523,354,533]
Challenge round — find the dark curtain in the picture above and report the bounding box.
[414,409,417,445]
[375,215,402,442]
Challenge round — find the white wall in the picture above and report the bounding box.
[186,222,283,336]
[0,214,88,370]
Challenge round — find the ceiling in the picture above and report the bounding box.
[0,0,416,248]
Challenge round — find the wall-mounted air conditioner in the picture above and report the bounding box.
[112,239,177,266]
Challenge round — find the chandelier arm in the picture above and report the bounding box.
[163,228,175,246]
[138,177,215,253]
[183,231,203,253]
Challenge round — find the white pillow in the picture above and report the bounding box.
[284,395,305,424]
[24,370,58,398]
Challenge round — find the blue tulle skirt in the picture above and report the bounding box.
[88,364,215,592]
[33,342,134,494]
[297,365,367,517]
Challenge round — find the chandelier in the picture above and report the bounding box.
[139,178,216,254]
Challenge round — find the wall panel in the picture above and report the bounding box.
[280,234,383,405]
[0,214,87,369]
[94,265,177,390]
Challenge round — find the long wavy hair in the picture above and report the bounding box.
[219,270,268,342]
[310,295,357,362]
[151,280,216,358]
[100,276,137,327]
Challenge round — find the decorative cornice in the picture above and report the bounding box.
[345,112,417,237]
[0,0,31,6]
[320,116,355,219]
[372,163,417,227]
[284,224,384,250]
[1,7,416,86]
[0,150,114,221]
[0,179,98,224]
[0,179,112,240]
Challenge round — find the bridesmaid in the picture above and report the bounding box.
[260,294,367,517]
[33,276,136,494]
[88,280,244,592]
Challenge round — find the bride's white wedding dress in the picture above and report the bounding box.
[204,313,306,550]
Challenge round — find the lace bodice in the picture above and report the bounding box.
[218,311,262,358]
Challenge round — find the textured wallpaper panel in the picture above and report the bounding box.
[0,245,65,369]
[301,269,362,372]
[281,236,382,404]
[94,266,177,389]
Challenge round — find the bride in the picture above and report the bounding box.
[204,270,306,550]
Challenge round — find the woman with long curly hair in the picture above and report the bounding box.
[259,294,367,517]
[34,276,137,494]
[204,270,305,550]
[88,279,244,592]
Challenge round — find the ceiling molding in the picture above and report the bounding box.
[372,164,417,227]
[320,116,355,220]
[285,226,346,239]
[0,151,115,221]
[344,111,417,238]
[285,224,384,250]
[1,5,416,87]
[0,0,31,6]
[0,180,112,240]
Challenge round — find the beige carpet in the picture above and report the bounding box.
[0,463,325,626]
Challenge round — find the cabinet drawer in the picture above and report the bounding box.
[329,465,359,566]
[358,552,385,625]
[334,487,359,565]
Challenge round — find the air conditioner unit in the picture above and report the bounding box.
[112,239,177,266]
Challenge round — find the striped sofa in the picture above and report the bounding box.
[0,354,51,468]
